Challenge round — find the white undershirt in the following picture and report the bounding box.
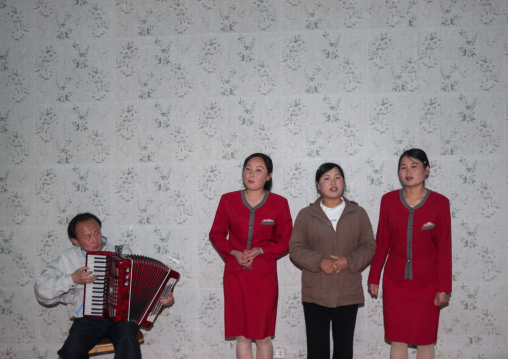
[320,198,345,231]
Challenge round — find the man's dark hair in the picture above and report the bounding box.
[67,212,102,240]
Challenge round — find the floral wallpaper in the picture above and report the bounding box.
[0,0,507,358]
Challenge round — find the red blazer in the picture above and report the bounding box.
[368,189,452,293]
[209,190,293,275]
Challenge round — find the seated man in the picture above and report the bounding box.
[34,212,175,359]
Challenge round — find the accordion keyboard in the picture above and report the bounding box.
[83,253,109,316]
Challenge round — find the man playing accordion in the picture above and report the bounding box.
[35,212,175,359]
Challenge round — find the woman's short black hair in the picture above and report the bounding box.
[398,148,430,169]
[67,212,102,240]
[315,162,345,183]
[243,153,273,191]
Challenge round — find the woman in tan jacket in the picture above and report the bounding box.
[289,162,376,359]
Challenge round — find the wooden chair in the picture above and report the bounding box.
[88,329,144,356]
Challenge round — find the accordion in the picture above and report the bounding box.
[83,251,180,329]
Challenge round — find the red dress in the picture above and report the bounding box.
[209,190,293,339]
[368,189,452,345]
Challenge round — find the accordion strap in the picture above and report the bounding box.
[115,245,124,255]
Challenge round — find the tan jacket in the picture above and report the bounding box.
[289,197,375,308]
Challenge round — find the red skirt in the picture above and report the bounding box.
[382,275,441,345]
[223,268,278,339]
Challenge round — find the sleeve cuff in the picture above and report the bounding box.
[67,275,77,289]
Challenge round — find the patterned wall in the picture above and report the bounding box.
[0,0,506,358]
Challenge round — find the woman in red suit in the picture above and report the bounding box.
[209,153,293,359]
[367,148,452,359]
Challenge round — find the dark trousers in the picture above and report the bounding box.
[57,317,141,359]
[303,302,359,359]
